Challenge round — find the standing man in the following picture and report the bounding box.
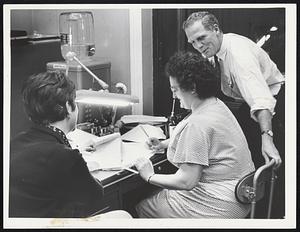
[183,11,285,218]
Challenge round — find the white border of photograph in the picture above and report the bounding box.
[3,3,297,229]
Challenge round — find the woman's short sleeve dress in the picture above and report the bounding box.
[136,99,255,218]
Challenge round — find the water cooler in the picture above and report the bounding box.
[47,11,114,135]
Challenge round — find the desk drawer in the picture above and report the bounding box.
[99,157,178,213]
[120,159,177,194]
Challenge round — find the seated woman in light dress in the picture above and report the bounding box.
[134,51,255,218]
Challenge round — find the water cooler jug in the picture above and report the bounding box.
[59,11,95,61]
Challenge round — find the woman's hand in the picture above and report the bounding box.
[134,157,154,181]
[146,137,167,152]
[84,144,96,152]
[80,141,96,153]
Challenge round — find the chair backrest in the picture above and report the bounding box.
[235,158,277,218]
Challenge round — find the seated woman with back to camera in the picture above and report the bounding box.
[134,51,255,218]
[9,71,131,219]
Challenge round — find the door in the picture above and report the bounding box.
[152,9,187,118]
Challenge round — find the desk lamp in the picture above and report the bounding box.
[65,51,139,107]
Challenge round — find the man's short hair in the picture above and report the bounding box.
[182,11,221,32]
[22,71,76,125]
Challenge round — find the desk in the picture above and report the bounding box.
[91,152,177,215]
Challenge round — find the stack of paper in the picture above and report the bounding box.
[120,115,167,124]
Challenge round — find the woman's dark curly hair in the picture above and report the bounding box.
[22,71,76,125]
[165,51,218,99]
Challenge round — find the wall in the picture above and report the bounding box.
[11,9,131,93]
[10,8,154,137]
[11,10,33,33]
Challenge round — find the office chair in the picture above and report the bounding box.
[235,156,277,218]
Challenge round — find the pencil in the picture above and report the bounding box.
[124,167,139,174]
[140,125,149,138]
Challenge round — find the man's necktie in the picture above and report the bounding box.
[214,55,221,77]
[214,55,222,95]
[213,55,235,101]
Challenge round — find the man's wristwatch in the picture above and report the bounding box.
[261,130,273,137]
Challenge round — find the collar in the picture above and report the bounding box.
[192,97,218,115]
[32,124,72,148]
[46,125,71,148]
[215,33,227,61]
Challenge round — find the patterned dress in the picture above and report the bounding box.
[136,98,255,218]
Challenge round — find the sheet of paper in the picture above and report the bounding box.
[140,124,166,139]
[67,129,120,150]
[67,129,98,149]
[67,129,123,171]
[121,124,166,143]
[82,136,123,171]
[121,142,155,168]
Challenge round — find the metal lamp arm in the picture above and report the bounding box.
[66,52,109,90]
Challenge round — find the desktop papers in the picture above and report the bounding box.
[67,129,156,172]
[67,129,122,171]
[83,141,155,172]
[82,137,123,171]
[67,129,120,149]
[121,124,166,143]
[120,115,167,124]
[121,142,155,168]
